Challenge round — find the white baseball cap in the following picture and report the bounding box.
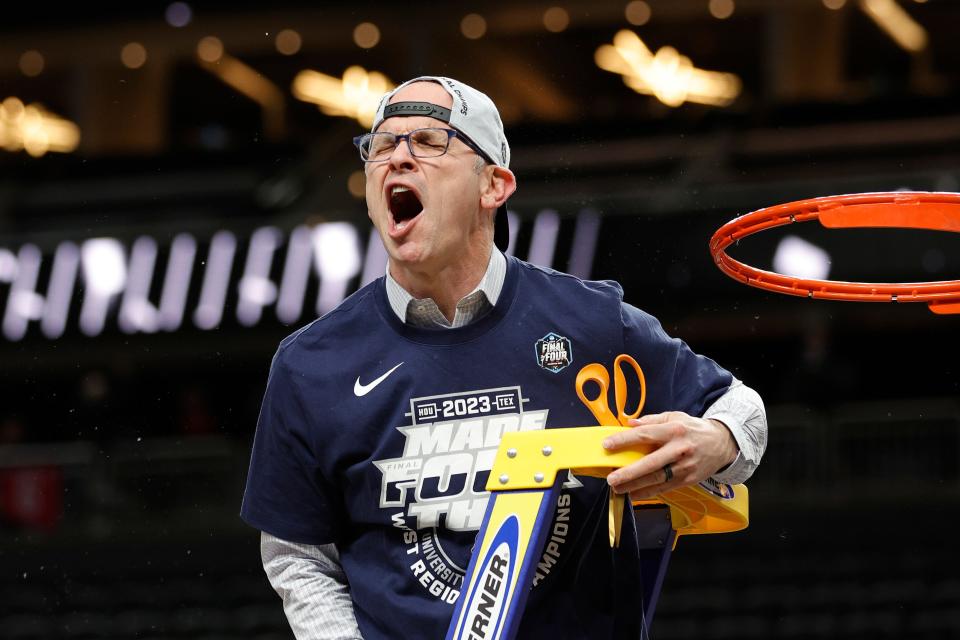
[372,76,512,250]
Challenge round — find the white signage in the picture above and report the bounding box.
[0,209,600,342]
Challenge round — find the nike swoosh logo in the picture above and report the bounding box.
[354,362,404,397]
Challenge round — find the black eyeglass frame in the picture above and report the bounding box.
[352,127,492,164]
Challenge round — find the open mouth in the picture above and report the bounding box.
[389,186,423,230]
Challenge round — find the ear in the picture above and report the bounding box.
[479,165,517,211]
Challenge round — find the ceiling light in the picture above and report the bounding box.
[595,29,741,107]
[292,66,394,128]
[858,0,928,53]
[461,13,487,39]
[165,2,192,28]
[1,97,81,157]
[197,36,224,63]
[347,170,366,199]
[625,1,652,26]
[708,0,735,20]
[276,29,302,55]
[353,22,381,49]
[543,7,570,33]
[121,42,147,69]
[18,50,44,77]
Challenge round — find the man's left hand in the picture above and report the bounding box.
[602,412,738,500]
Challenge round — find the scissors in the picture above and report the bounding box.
[575,353,647,547]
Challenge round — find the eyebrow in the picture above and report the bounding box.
[375,121,448,133]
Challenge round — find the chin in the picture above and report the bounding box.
[389,242,426,266]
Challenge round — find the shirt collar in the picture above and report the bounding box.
[384,249,506,325]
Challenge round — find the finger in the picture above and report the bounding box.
[610,471,662,495]
[619,463,685,498]
[629,468,683,500]
[606,447,678,490]
[630,412,672,426]
[602,422,674,451]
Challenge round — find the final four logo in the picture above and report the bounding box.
[535,332,572,373]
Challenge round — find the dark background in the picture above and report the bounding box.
[1,1,959,638]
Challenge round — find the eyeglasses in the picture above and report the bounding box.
[352,127,488,163]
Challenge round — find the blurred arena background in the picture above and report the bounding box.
[2,1,959,638]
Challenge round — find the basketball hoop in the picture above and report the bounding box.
[709,191,960,315]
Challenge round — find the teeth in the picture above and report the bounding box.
[396,220,408,231]
[391,185,410,196]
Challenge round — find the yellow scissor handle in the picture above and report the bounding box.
[612,354,646,423]
[575,355,647,426]
[575,363,619,425]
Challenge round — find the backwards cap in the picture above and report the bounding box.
[372,76,512,251]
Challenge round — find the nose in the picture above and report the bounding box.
[388,135,416,171]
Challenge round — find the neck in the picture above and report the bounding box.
[390,244,492,321]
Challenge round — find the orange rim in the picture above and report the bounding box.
[709,192,960,314]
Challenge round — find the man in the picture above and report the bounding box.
[241,76,766,639]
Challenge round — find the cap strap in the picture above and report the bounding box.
[382,101,452,122]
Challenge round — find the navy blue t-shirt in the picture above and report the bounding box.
[241,256,732,639]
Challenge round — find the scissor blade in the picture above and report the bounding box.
[609,492,625,548]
